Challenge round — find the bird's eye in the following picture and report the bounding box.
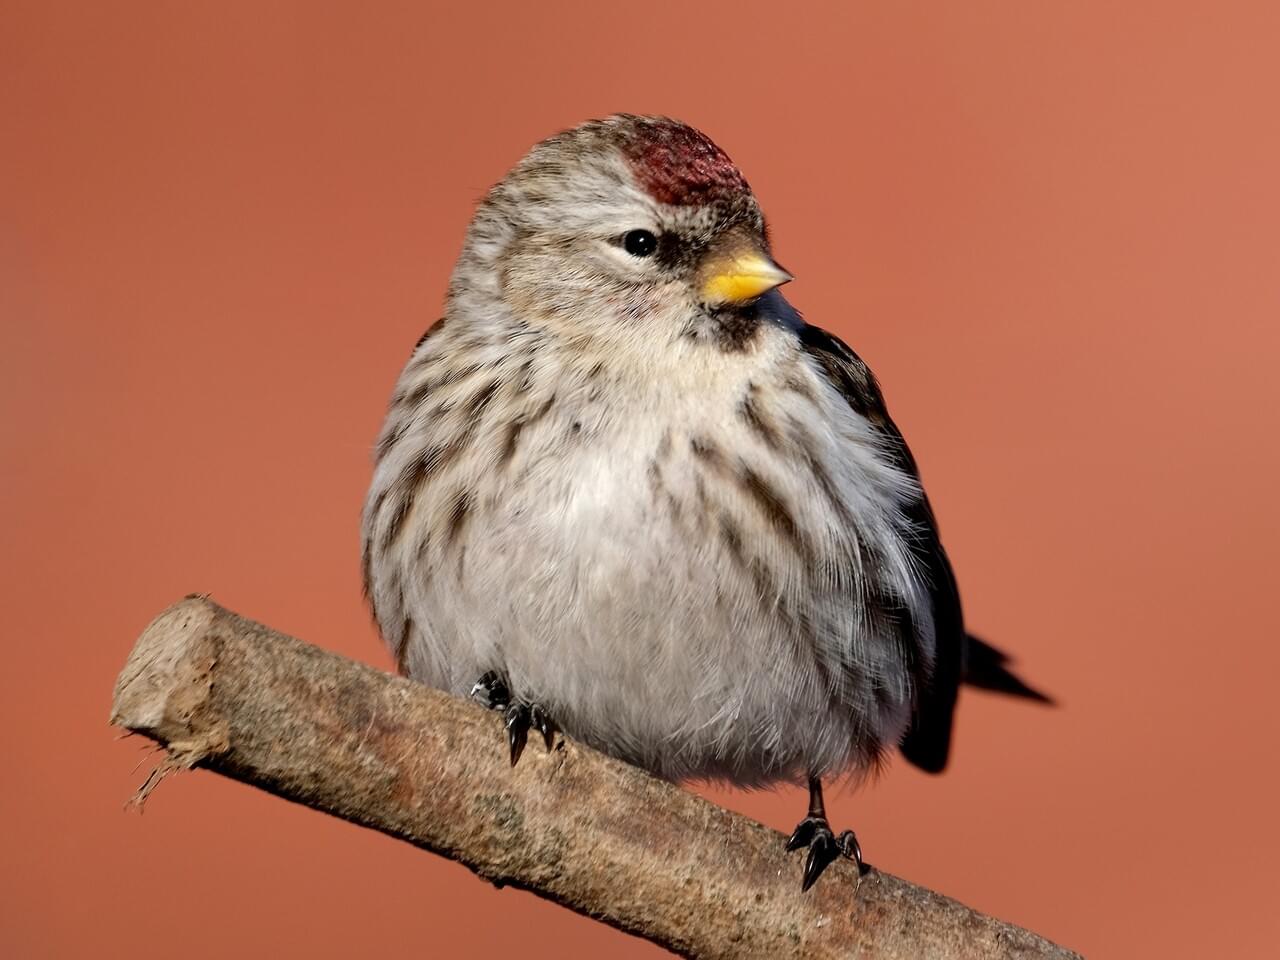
[622,229,658,258]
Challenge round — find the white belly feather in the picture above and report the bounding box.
[363,322,932,785]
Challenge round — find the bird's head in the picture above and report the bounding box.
[451,115,793,350]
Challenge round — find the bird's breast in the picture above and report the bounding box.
[363,327,929,783]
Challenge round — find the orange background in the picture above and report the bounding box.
[3,3,1278,957]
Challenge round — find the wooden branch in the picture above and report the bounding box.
[111,597,1079,960]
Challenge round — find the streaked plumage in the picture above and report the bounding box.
[361,115,1047,887]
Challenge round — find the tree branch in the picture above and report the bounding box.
[111,597,1079,960]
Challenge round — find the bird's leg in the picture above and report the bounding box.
[786,777,864,891]
[469,671,557,766]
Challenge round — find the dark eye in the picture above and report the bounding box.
[622,229,658,258]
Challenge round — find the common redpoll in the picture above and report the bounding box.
[361,115,1049,890]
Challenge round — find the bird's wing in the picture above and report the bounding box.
[795,321,964,773]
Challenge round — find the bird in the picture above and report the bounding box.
[361,114,1050,891]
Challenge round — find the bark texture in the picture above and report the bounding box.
[111,596,1080,960]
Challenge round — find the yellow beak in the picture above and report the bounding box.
[700,251,793,307]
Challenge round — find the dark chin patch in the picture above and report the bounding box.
[712,310,765,352]
[620,117,749,206]
[697,289,803,353]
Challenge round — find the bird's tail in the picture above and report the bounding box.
[900,633,1052,774]
[962,634,1054,705]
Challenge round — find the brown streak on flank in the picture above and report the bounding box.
[467,379,501,416]
[403,362,482,408]
[739,384,781,450]
[689,435,724,469]
[746,554,838,700]
[392,319,449,399]
[446,489,473,545]
[380,491,416,554]
[784,364,819,405]
[456,333,491,356]
[360,537,374,602]
[499,418,525,468]
[529,392,558,426]
[368,485,391,535]
[694,473,709,509]
[415,317,447,351]
[739,466,808,557]
[747,556,775,600]
[400,379,431,409]
[393,379,419,408]
[394,613,414,676]
[692,473,711,532]
[718,513,746,568]
[696,435,803,555]
[498,392,556,469]
[380,434,472,553]
[515,356,536,391]
[440,361,483,388]
[656,429,673,461]
[647,460,684,522]
[374,414,411,464]
[787,417,853,528]
[663,490,683,522]
[414,527,433,564]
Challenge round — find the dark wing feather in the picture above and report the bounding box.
[795,321,964,773]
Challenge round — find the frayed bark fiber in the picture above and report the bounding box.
[111,596,1079,960]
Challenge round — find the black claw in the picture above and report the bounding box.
[786,815,822,852]
[835,829,865,874]
[802,831,840,892]
[504,703,529,766]
[529,703,556,751]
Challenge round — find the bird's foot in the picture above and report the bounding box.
[470,672,556,765]
[470,670,511,710]
[501,701,557,765]
[786,816,864,891]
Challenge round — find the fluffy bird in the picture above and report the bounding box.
[362,115,1048,890]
